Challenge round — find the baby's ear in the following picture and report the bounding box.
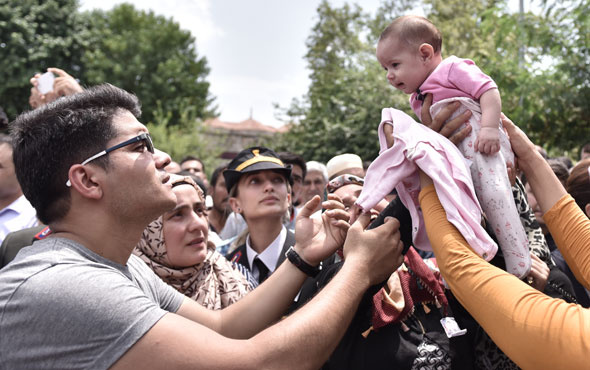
[418,43,435,61]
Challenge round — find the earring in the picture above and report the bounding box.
[237,208,241,213]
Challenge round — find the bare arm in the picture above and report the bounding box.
[500,114,566,212]
[113,211,404,369]
[475,88,501,154]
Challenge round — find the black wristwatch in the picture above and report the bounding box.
[285,246,320,277]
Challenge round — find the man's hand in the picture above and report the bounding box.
[295,195,350,266]
[420,93,472,145]
[29,68,83,108]
[343,212,404,286]
[474,127,500,154]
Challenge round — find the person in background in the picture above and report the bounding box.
[29,68,83,109]
[0,134,38,245]
[180,155,208,187]
[301,160,328,213]
[579,143,590,161]
[164,160,181,173]
[326,153,364,180]
[278,151,307,231]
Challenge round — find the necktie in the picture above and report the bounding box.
[253,257,269,283]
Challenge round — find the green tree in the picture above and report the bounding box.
[81,4,216,125]
[147,99,224,175]
[0,0,88,119]
[277,0,411,162]
[280,0,589,161]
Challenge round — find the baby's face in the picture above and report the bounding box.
[376,36,430,95]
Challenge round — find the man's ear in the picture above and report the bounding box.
[228,197,241,213]
[585,203,590,218]
[67,164,103,200]
[418,43,435,62]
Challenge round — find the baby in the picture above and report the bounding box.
[355,15,531,278]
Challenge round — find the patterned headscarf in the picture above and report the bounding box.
[134,176,252,310]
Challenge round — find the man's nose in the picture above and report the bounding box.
[154,148,171,169]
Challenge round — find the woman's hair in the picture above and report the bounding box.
[566,159,590,214]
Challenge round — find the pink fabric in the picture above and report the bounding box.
[355,108,497,260]
[410,56,497,121]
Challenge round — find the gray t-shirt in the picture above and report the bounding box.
[0,237,185,369]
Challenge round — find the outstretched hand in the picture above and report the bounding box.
[295,195,351,266]
[420,93,472,145]
[342,211,404,286]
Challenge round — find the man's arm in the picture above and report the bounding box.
[113,211,404,369]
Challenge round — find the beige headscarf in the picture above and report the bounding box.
[134,176,252,310]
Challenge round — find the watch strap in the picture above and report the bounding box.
[285,246,320,277]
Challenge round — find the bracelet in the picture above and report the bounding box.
[285,246,320,277]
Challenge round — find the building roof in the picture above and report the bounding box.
[204,117,289,133]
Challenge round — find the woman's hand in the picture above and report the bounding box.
[526,254,550,291]
[420,93,472,145]
[294,194,351,265]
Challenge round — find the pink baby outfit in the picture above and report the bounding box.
[409,56,497,119]
[356,108,497,261]
[408,56,530,278]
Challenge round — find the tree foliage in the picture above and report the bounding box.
[81,4,216,124]
[0,1,215,126]
[0,0,88,119]
[279,0,590,162]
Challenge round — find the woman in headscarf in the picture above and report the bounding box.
[134,176,253,310]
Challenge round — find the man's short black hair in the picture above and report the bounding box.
[278,151,307,179]
[10,84,141,224]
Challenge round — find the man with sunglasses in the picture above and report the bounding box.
[0,84,404,369]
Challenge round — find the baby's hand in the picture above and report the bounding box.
[474,127,500,154]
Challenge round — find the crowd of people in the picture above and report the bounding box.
[0,15,589,370]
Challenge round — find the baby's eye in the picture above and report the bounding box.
[392,63,399,68]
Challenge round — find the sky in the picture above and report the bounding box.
[79,0,523,128]
[79,0,383,128]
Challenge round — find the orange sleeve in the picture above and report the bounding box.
[544,194,590,289]
[419,184,590,369]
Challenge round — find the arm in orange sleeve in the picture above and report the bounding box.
[544,195,590,290]
[419,184,590,369]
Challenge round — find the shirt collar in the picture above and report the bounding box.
[246,226,287,273]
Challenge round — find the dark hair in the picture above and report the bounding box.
[180,155,205,173]
[10,84,141,224]
[210,164,228,189]
[579,143,590,159]
[278,151,307,179]
[566,159,590,213]
[547,159,569,185]
[555,156,573,170]
[380,15,442,53]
